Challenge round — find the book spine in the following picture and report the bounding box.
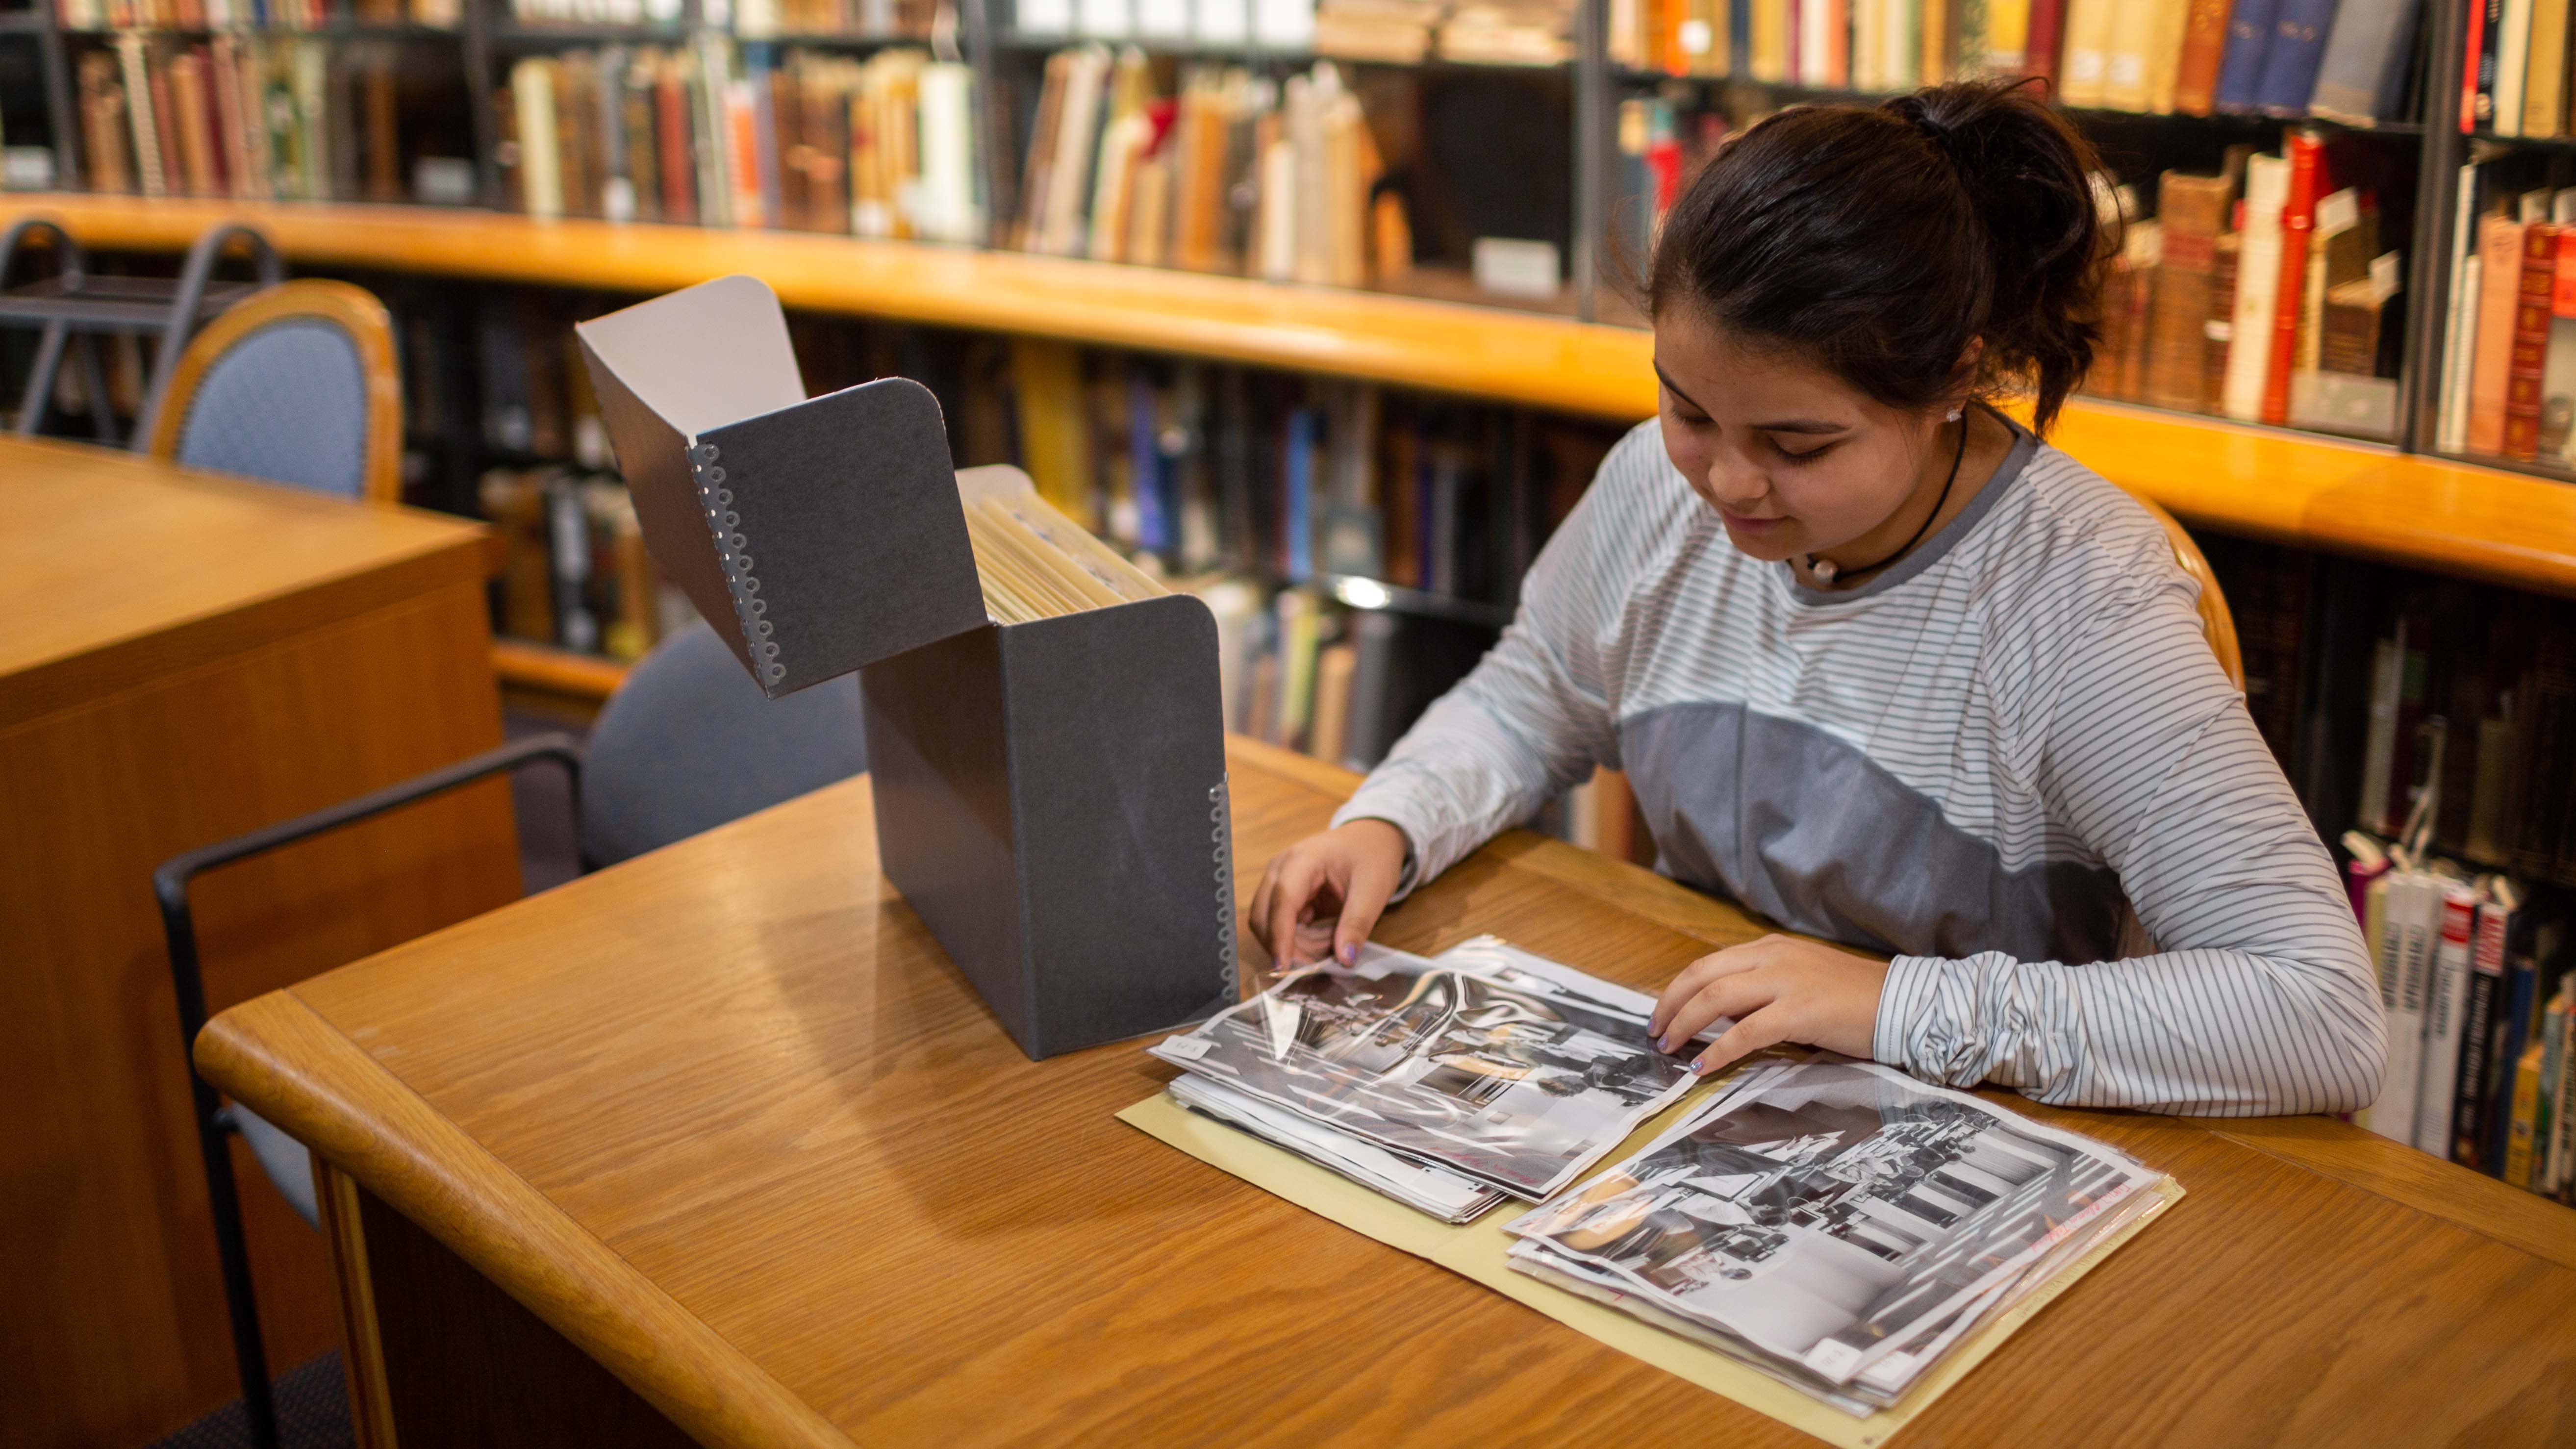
[2507,223,2558,459]
[2059,0,2116,102]
[2025,0,2067,83]
[2172,0,2231,110]
[2470,214,2527,455]
[2473,0,2504,129]
[2498,0,2535,133]
[2526,0,2572,134]
[2251,0,2337,113]
[2367,875,2424,1142]
[687,436,783,687]
[2506,1044,2543,1184]
[2417,888,2476,1153]
[2213,0,2281,107]
[2535,1001,2566,1188]
[2459,0,2488,128]
[2263,131,2322,424]
[2307,0,2420,121]
[2453,901,2502,1165]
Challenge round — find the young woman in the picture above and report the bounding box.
[1247,81,2386,1117]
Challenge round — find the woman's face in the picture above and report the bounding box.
[1652,307,1942,566]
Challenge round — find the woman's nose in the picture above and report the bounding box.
[1702,454,1769,510]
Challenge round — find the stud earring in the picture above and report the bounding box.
[1945,406,1964,422]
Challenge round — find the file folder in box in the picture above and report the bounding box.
[578,276,1237,1059]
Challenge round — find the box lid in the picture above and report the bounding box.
[577,275,987,697]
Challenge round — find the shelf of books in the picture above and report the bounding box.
[7,0,2576,1206]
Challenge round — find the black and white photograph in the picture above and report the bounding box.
[1505,1061,2158,1391]
[1150,943,1699,1197]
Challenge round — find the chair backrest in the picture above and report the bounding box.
[2127,492,2245,692]
[143,279,402,503]
[579,620,869,868]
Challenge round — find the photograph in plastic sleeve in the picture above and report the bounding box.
[1149,943,1699,1198]
[1504,1060,2159,1392]
[1166,1072,1510,1223]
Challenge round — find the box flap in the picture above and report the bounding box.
[577,275,987,696]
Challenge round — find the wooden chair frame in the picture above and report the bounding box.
[2125,492,2246,691]
[142,279,405,505]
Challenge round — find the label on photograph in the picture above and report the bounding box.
[1159,1035,1213,1060]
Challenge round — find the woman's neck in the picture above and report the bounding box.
[1808,403,2014,590]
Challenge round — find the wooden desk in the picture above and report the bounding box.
[2,436,523,1447]
[193,737,2576,1446]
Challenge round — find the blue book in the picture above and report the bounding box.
[1127,374,1169,553]
[2306,0,2421,121]
[1283,407,1315,582]
[2213,0,2284,110]
[2252,0,2344,113]
[2488,941,2539,1173]
[1729,0,1752,84]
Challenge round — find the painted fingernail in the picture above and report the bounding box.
[1692,1058,1713,1075]
[1339,942,1358,965]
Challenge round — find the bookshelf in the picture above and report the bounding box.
[12,194,2576,600]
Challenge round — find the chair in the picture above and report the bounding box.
[581,621,869,867]
[0,217,281,443]
[2128,492,2246,692]
[153,622,866,1449]
[141,279,404,504]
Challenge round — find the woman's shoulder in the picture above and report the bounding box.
[1970,437,2198,632]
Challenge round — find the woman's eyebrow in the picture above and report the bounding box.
[1651,363,1712,415]
[1748,419,1850,435]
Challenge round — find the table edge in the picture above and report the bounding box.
[194,989,858,1449]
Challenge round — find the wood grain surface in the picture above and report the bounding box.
[4,442,520,1447]
[197,737,2576,1448]
[16,196,2576,601]
[0,434,489,725]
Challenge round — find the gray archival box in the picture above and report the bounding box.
[577,275,1237,1058]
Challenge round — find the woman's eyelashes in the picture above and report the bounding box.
[1771,436,1840,465]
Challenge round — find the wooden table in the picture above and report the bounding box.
[2,436,523,1448]
[197,737,2576,1448]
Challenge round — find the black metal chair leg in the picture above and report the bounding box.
[16,318,63,436]
[197,1098,282,1449]
[74,333,115,444]
[155,734,584,1449]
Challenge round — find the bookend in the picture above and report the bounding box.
[579,275,1237,1059]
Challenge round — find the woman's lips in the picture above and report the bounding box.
[1720,510,1786,535]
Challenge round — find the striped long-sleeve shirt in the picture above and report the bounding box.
[1333,416,2386,1116]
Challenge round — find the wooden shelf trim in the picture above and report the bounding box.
[18,195,2576,601]
[491,637,634,698]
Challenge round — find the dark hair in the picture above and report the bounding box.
[1645,79,2110,434]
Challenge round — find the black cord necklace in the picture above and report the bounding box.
[1801,409,1972,587]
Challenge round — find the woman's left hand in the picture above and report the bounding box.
[1647,934,1892,1076]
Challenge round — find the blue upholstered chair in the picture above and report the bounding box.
[581,621,868,866]
[155,620,864,1449]
[140,278,403,503]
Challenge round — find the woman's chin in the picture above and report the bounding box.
[1717,512,1803,560]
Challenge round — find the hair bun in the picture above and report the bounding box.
[1643,78,2107,433]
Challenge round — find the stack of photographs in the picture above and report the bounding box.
[1502,1058,2168,1414]
[1150,937,1710,1221]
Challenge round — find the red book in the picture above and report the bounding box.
[655,62,696,226]
[2505,224,2558,460]
[2462,0,2488,133]
[2026,0,2069,87]
[2263,131,2325,427]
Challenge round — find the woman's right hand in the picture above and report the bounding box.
[1247,818,1411,973]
